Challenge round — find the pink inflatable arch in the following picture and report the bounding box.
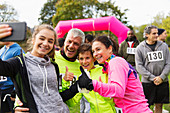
[55,16,129,44]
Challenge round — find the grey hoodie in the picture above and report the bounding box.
[135,41,170,83]
[25,52,69,113]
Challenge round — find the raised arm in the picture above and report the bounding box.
[0,57,20,77]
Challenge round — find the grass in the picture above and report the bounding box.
[163,73,170,112]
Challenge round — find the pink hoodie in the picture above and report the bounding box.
[93,57,152,113]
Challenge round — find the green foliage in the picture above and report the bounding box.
[0,3,30,52]
[161,16,170,34]
[52,0,129,27]
[18,27,32,52]
[166,35,170,46]
[162,72,170,112]
[154,14,170,46]
[134,24,147,42]
[0,3,18,22]
[152,12,165,27]
[38,0,58,26]
[134,12,170,46]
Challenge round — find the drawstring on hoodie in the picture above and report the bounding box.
[38,64,50,95]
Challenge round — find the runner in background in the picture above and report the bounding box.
[135,25,170,113]
[118,29,140,70]
[0,41,24,113]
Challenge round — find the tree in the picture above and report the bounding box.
[134,12,170,46]
[151,12,170,46]
[152,12,165,28]
[0,3,32,52]
[38,0,58,26]
[52,0,130,27]
[161,16,170,34]
[0,3,18,22]
[161,15,170,46]
[134,24,147,42]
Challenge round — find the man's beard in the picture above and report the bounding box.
[128,36,135,41]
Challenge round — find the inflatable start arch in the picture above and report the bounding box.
[55,16,129,44]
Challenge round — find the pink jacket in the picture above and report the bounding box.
[93,57,152,113]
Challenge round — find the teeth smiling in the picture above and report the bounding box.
[83,64,89,67]
[40,46,48,50]
[96,56,102,60]
[68,50,74,52]
[67,47,74,52]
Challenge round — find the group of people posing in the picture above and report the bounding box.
[0,23,169,113]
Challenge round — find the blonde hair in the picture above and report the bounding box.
[27,24,57,58]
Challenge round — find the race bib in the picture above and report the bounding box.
[126,47,136,54]
[115,107,123,113]
[147,51,163,62]
[0,76,7,82]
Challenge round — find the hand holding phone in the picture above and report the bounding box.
[0,22,27,41]
[0,24,12,39]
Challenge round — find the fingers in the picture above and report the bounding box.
[0,24,12,39]
[153,76,163,85]
[64,73,74,81]
[15,107,29,113]
[10,97,16,101]
[65,66,68,72]
[99,76,103,83]
[16,99,23,106]
[153,77,159,85]
[154,81,159,85]
[64,66,74,81]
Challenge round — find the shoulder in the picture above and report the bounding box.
[55,50,60,55]
[94,65,103,70]
[10,44,23,54]
[159,41,168,48]
[109,57,128,66]
[52,62,59,70]
[120,40,126,45]
[51,62,60,74]
[0,46,5,51]
[10,43,22,49]
[109,57,129,72]
[136,41,145,49]
[156,41,169,50]
[6,56,22,67]
[135,39,140,44]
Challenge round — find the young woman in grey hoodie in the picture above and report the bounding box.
[0,24,80,113]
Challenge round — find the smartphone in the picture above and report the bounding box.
[0,22,27,41]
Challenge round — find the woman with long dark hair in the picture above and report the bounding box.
[78,36,152,113]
